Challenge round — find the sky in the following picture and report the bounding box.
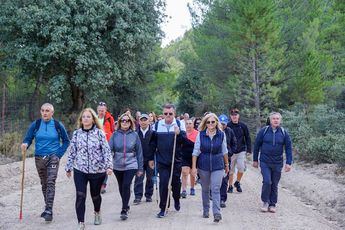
[161,0,193,47]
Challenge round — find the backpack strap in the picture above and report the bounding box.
[34,118,62,139]
[263,125,270,136]
[154,121,159,131]
[34,119,42,135]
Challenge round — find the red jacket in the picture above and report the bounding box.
[102,111,115,141]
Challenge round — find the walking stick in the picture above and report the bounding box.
[164,133,177,215]
[19,149,26,220]
[154,154,159,205]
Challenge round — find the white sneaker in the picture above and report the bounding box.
[261,202,269,212]
[78,222,85,230]
[268,206,276,213]
[94,212,102,225]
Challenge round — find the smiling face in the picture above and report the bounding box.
[163,108,175,124]
[139,117,150,129]
[40,105,54,121]
[185,119,194,132]
[206,116,217,131]
[120,115,131,131]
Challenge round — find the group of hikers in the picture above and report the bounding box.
[21,102,293,229]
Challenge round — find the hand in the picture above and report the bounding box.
[21,143,28,152]
[66,171,72,178]
[225,165,229,174]
[174,126,180,135]
[253,161,259,168]
[148,160,154,169]
[285,164,292,172]
[106,168,113,175]
[137,170,143,177]
[191,167,197,178]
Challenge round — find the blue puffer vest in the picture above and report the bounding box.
[197,129,225,172]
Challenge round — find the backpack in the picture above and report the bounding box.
[34,118,62,139]
[263,125,286,138]
[154,119,181,131]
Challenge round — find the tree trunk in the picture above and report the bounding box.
[70,83,84,112]
[2,83,6,135]
[252,54,261,133]
[29,74,43,121]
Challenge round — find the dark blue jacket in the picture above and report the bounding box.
[227,121,251,154]
[253,126,293,165]
[197,130,225,172]
[137,127,155,163]
[151,119,186,166]
[23,118,70,158]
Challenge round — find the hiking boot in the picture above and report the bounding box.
[203,211,209,218]
[234,181,242,193]
[181,190,187,198]
[174,200,180,211]
[43,210,53,222]
[190,188,195,196]
[268,206,276,213]
[146,197,152,202]
[133,198,141,205]
[77,222,85,230]
[100,184,106,194]
[213,213,222,223]
[156,210,165,218]
[220,200,226,208]
[120,209,128,220]
[94,212,102,225]
[261,202,269,212]
[227,185,233,193]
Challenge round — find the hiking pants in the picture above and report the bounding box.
[260,161,282,207]
[158,162,182,211]
[73,169,106,223]
[114,169,137,210]
[35,155,60,212]
[134,162,154,200]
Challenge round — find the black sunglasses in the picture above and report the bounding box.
[121,119,130,123]
[164,112,173,116]
[98,102,107,106]
[206,120,216,124]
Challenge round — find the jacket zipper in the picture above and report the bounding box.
[123,133,126,167]
[87,132,90,173]
[210,137,213,172]
[273,129,276,146]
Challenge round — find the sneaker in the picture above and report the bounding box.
[40,209,47,218]
[146,197,152,202]
[268,206,276,213]
[213,213,222,223]
[94,212,102,225]
[202,211,209,218]
[156,210,165,218]
[78,222,85,230]
[101,184,106,194]
[227,185,233,193]
[133,198,141,205]
[174,200,180,211]
[220,200,226,208]
[190,188,195,196]
[234,181,242,193]
[120,209,128,220]
[261,202,269,212]
[181,190,187,198]
[43,211,53,222]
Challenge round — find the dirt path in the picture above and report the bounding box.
[0,157,343,230]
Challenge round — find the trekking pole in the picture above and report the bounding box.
[164,133,177,215]
[19,149,26,220]
[154,154,159,205]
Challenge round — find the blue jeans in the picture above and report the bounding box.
[134,162,154,199]
[220,172,229,202]
[260,161,282,207]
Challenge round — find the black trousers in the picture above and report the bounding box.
[114,169,137,210]
[73,169,106,223]
[134,162,154,199]
[158,162,182,211]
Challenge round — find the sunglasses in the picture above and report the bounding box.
[164,112,173,116]
[121,119,130,123]
[206,120,216,124]
[98,102,107,106]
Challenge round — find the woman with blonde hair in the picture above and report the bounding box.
[109,113,143,220]
[191,113,229,222]
[66,108,113,230]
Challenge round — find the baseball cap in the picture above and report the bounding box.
[218,114,229,124]
[139,113,149,120]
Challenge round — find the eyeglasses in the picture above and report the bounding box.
[206,120,216,124]
[121,119,130,123]
[164,112,173,116]
[98,102,107,106]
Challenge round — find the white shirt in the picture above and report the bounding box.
[140,127,149,138]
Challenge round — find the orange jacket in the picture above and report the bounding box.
[102,111,115,141]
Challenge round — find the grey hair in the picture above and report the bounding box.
[269,112,282,120]
[41,103,54,112]
[162,103,176,111]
